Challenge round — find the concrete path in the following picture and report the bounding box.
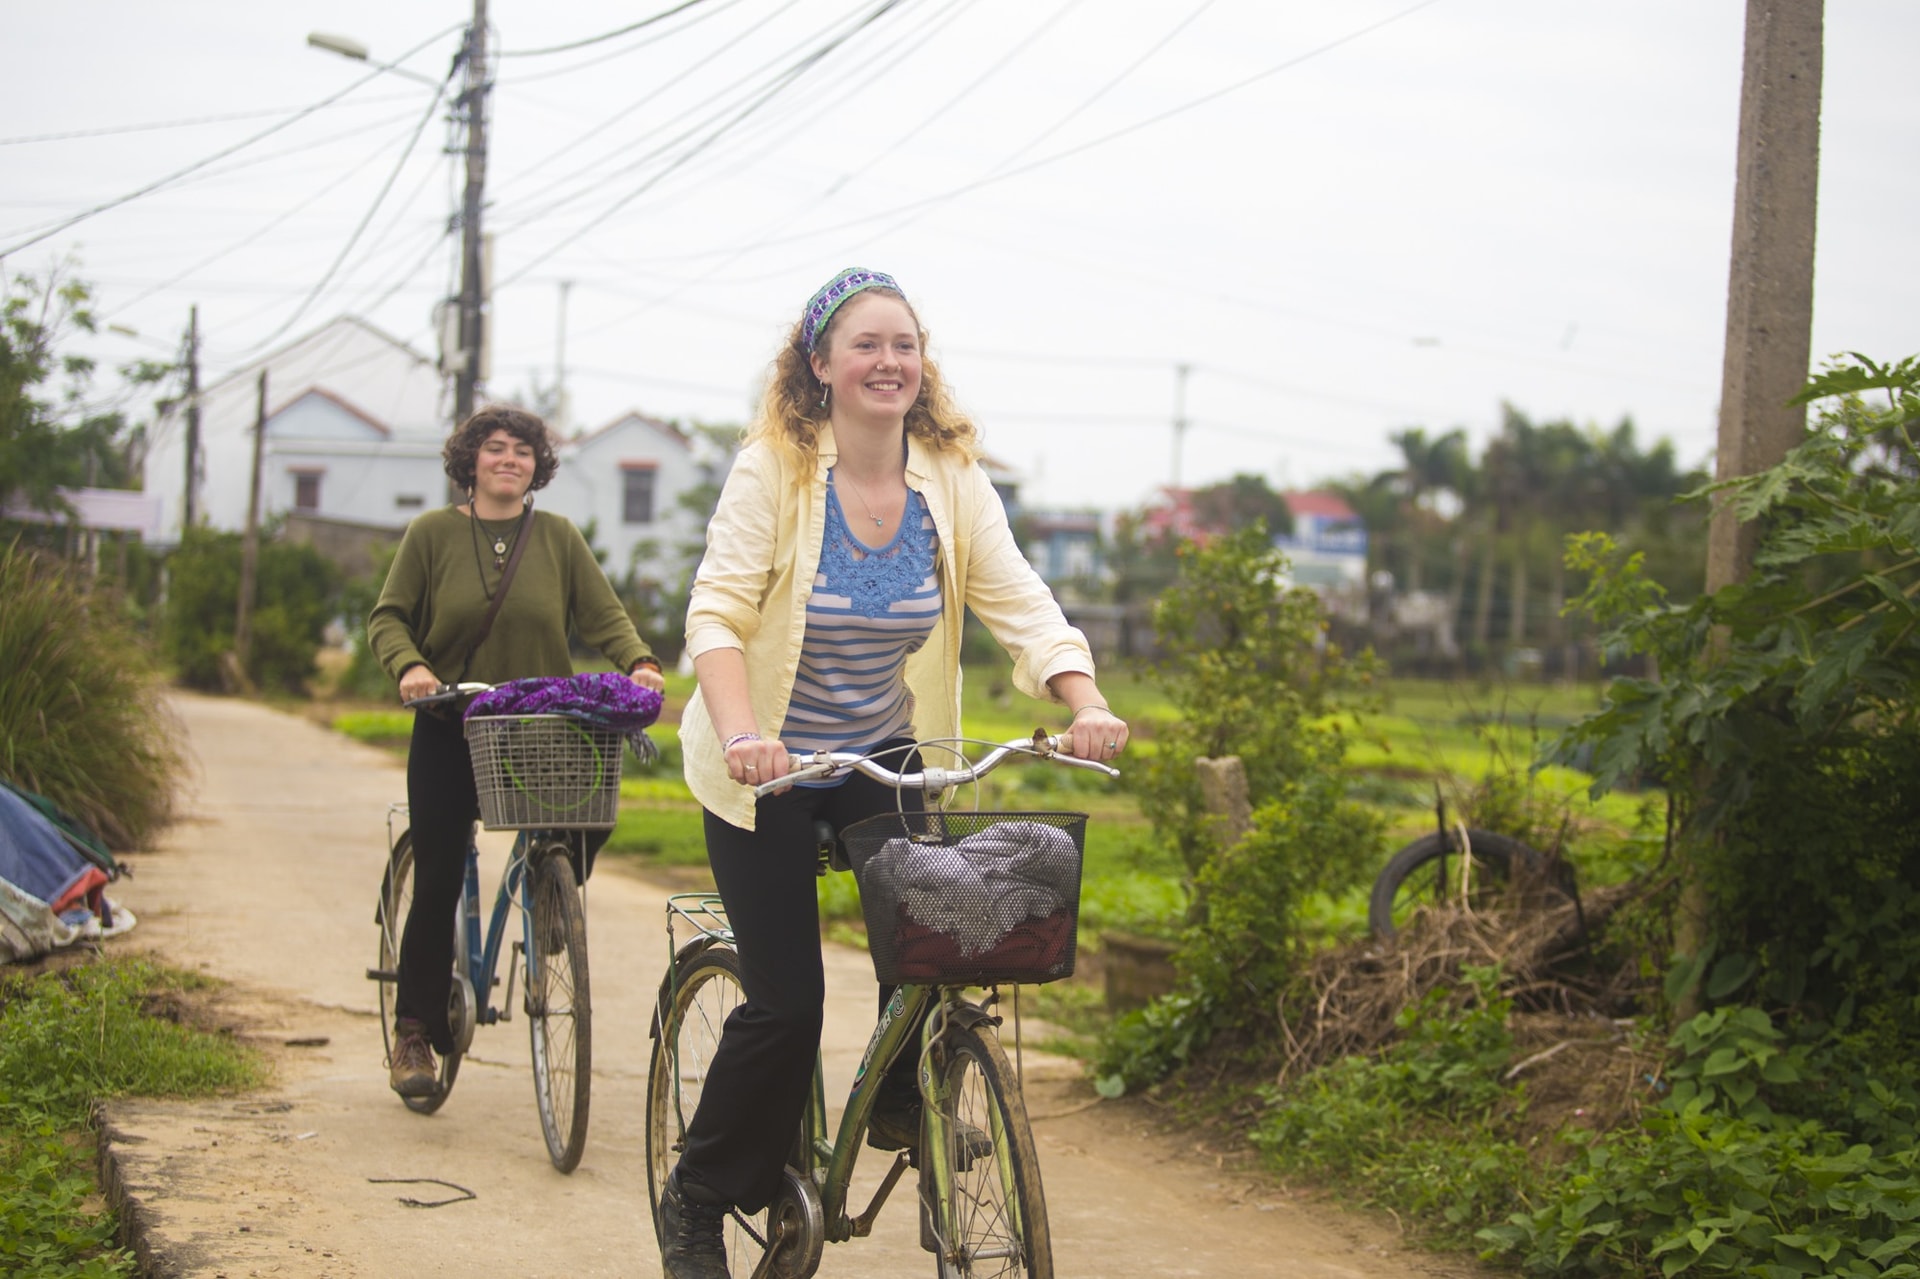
[100,692,1476,1278]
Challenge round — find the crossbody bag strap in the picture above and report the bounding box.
[458,509,534,680]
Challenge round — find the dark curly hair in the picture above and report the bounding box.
[442,405,560,493]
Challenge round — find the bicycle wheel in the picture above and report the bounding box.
[922,1020,1052,1279]
[526,848,592,1172]
[1367,828,1561,938]
[646,943,780,1276]
[375,831,462,1114]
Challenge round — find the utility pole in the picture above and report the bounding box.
[1679,0,1824,1017]
[235,371,268,682]
[1171,362,1191,492]
[452,0,491,428]
[182,304,201,532]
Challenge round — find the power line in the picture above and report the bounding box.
[495,0,917,290]
[0,92,426,146]
[226,66,454,357]
[0,22,464,259]
[488,0,806,210]
[496,0,755,88]
[497,0,714,57]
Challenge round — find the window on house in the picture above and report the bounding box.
[293,471,322,512]
[623,466,656,524]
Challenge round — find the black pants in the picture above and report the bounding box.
[396,710,606,1054]
[677,749,922,1213]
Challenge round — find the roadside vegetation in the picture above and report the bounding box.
[0,958,262,1279]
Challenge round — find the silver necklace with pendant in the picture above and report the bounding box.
[840,470,888,528]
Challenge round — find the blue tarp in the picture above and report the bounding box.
[0,781,123,962]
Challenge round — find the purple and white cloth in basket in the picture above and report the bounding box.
[463,672,663,761]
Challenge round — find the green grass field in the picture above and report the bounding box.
[330,663,1660,943]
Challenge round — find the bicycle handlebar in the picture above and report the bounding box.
[750,731,1119,799]
[401,681,494,709]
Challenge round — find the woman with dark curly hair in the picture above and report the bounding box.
[367,404,666,1099]
[656,270,1128,1278]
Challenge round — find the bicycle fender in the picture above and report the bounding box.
[649,934,733,1041]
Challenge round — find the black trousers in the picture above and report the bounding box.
[677,749,922,1213]
[396,710,606,1054]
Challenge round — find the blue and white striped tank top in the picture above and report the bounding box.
[779,478,942,766]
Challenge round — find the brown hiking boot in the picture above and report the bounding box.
[389,1018,438,1097]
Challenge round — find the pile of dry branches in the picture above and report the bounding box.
[1273,880,1645,1089]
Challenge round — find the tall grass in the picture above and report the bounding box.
[0,539,183,848]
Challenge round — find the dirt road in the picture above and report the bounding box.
[101,692,1479,1278]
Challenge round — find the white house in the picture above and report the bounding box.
[541,411,703,588]
[144,316,446,543]
[141,315,704,587]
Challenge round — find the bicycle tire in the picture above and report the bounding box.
[527,849,592,1172]
[1367,828,1551,938]
[922,1020,1053,1279]
[376,832,462,1113]
[647,942,784,1277]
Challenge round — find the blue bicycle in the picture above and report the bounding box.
[370,683,641,1173]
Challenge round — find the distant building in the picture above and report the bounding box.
[141,316,704,585]
[1021,510,1103,588]
[1274,490,1369,593]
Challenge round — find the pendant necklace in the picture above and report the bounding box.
[468,504,529,596]
[839,470,887,528]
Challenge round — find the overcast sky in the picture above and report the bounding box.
[5,0,1916,511]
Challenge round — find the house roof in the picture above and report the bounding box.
[275,387,392,438]
[570,410,691,451]
[1283,490,1358,520]
[196,314,432,400]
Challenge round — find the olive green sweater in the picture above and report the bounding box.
[367,507,654,688]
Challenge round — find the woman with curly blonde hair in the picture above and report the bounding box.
[657,269,1129,1278]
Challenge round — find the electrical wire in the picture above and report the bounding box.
[489,0,804,206]
[223,64,455,357]
[0,91,427,147]
[496,0,714,57]
[496,0,755,89]
[495,0,916,290]
[0,22,464,258]
[615,0,1449,266]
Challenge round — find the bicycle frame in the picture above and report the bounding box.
[659,899,1005,1250]
[457,827,585,1034]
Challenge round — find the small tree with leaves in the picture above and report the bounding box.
[1555,353,1920,1036]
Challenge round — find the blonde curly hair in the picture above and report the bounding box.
[746,286,980,480]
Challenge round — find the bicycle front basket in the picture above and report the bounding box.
[464,714,623,831]
[840,811,1087,987]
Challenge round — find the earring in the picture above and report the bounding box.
[819,382,831,411]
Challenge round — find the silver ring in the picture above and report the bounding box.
[1105,741,1118,750]
[746,764,757,772]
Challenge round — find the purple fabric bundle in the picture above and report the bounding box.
[463,672,663,732]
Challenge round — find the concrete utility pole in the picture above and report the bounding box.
[555,279,573,434]
[452,0,491,428]
[182,305,201,532]
[1680,0,1824,1013]
[1171,362,1191,491]
[234,371,268,680]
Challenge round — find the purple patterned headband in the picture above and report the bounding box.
[800,267,903,354]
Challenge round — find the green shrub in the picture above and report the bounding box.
[1481,1006,1920,1277]
[0,540,182,847]
[1252,967,1530,1239]
[161,525,340,693]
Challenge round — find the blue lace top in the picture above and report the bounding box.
[779,478,942,763]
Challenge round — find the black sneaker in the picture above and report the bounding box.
[868,1095,994,1167]
[659,1169,730,1279]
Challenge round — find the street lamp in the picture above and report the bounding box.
[305,31,443,87]
[305,20,490,432]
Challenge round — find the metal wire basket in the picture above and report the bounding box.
[464,715,624,831]
[840,811,1087,987]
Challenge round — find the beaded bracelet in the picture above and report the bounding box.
[629,656,662,675]
[723,732,762,752]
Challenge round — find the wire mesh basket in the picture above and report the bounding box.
[840,811,1087,986]
[464,715,624,831]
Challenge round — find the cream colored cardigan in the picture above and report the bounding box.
[680,426,1094,831]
